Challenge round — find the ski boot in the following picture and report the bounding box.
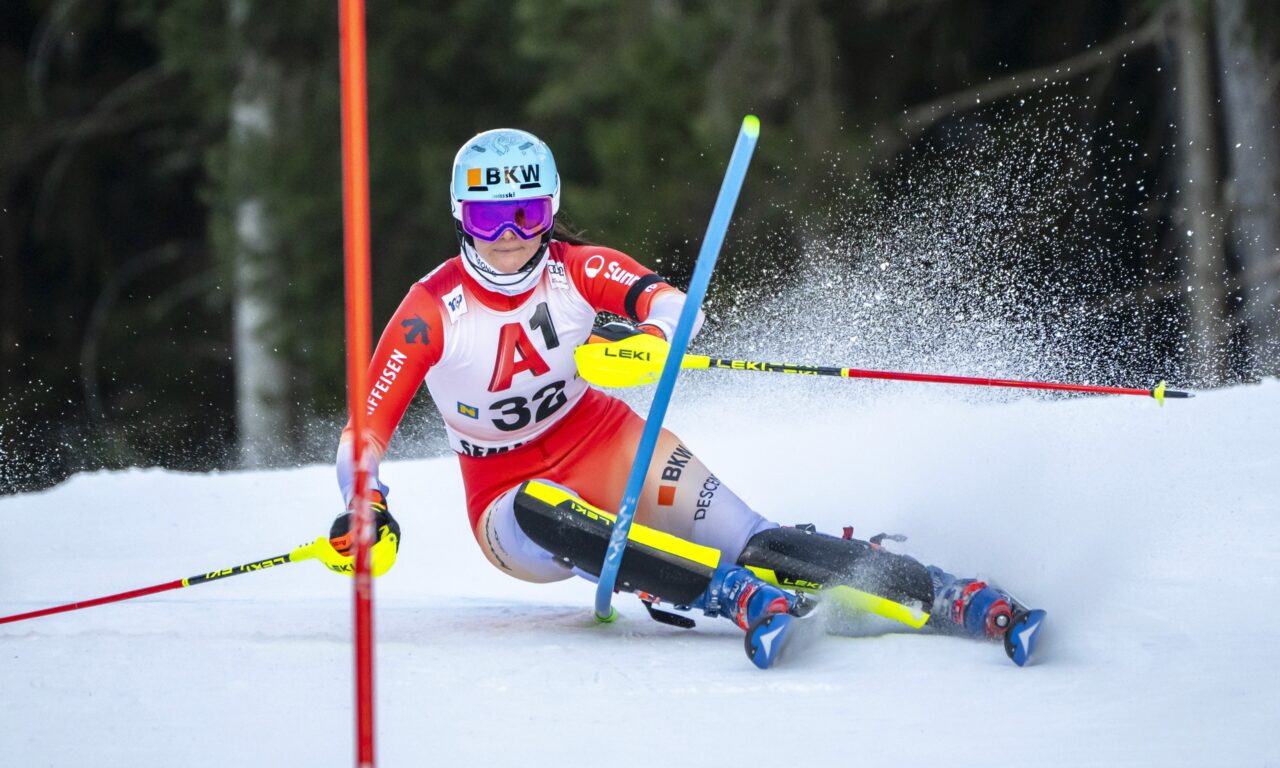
[927,566,1046,666]
[694,565,799,670]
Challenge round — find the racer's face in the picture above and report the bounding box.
[473,228,541,274]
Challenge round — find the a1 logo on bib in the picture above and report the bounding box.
[489,301,559,393]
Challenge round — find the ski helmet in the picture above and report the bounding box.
[450,128,560,294]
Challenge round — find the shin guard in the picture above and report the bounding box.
[736,527,935,628]
[513,480,721,606]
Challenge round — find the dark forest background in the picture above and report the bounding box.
[3,0,1278,494]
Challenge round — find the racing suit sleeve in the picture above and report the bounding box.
[335,282,444,503]
[561,245,703,340]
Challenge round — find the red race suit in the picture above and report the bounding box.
[336,241,688,531]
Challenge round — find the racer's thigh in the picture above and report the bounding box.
[635,429,775,561]
[554,418,776,562]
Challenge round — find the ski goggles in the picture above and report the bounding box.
[459,197,555,242]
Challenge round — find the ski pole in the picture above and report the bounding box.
[0,538,328,626]
[574,338,1193,404]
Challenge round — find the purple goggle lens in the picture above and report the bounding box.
[460,197,554,242]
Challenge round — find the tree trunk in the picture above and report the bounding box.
[229,0,290,467]
[1171,0,1233,384]
[1214,0,1280,376]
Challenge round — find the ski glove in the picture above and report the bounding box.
[314,490,401,578]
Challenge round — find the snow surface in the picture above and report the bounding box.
[3,380,1279,767]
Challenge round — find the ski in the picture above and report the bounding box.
[747,604,1046,669]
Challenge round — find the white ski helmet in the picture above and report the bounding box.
[450,128,561,294]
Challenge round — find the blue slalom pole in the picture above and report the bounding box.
[594,115,761,620]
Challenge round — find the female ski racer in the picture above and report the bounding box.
[319,128,1044,669]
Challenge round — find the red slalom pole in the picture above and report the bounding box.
[338,0,376,765]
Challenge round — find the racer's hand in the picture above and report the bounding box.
[588,320,663,343]
[314,490,401,577]
[635,323,666,340]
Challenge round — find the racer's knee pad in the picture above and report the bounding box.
[513,479,725,605]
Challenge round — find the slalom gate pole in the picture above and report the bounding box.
[574,343,1193,404]
[338,0,376,764]
[594,116,761,621]
[0,542,323,626]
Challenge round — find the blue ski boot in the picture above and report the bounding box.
[694,566,798,670]
[927,566,1046,666]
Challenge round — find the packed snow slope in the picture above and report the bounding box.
[3,379,1278,767]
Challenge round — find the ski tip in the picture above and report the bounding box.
[742,115,761,139]
[745,612,793,670]
[1004,609,1047,667]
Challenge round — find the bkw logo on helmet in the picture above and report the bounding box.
[466,165,542,190]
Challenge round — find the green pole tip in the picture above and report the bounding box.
[594,606,618,623]
[742,115,760,138]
